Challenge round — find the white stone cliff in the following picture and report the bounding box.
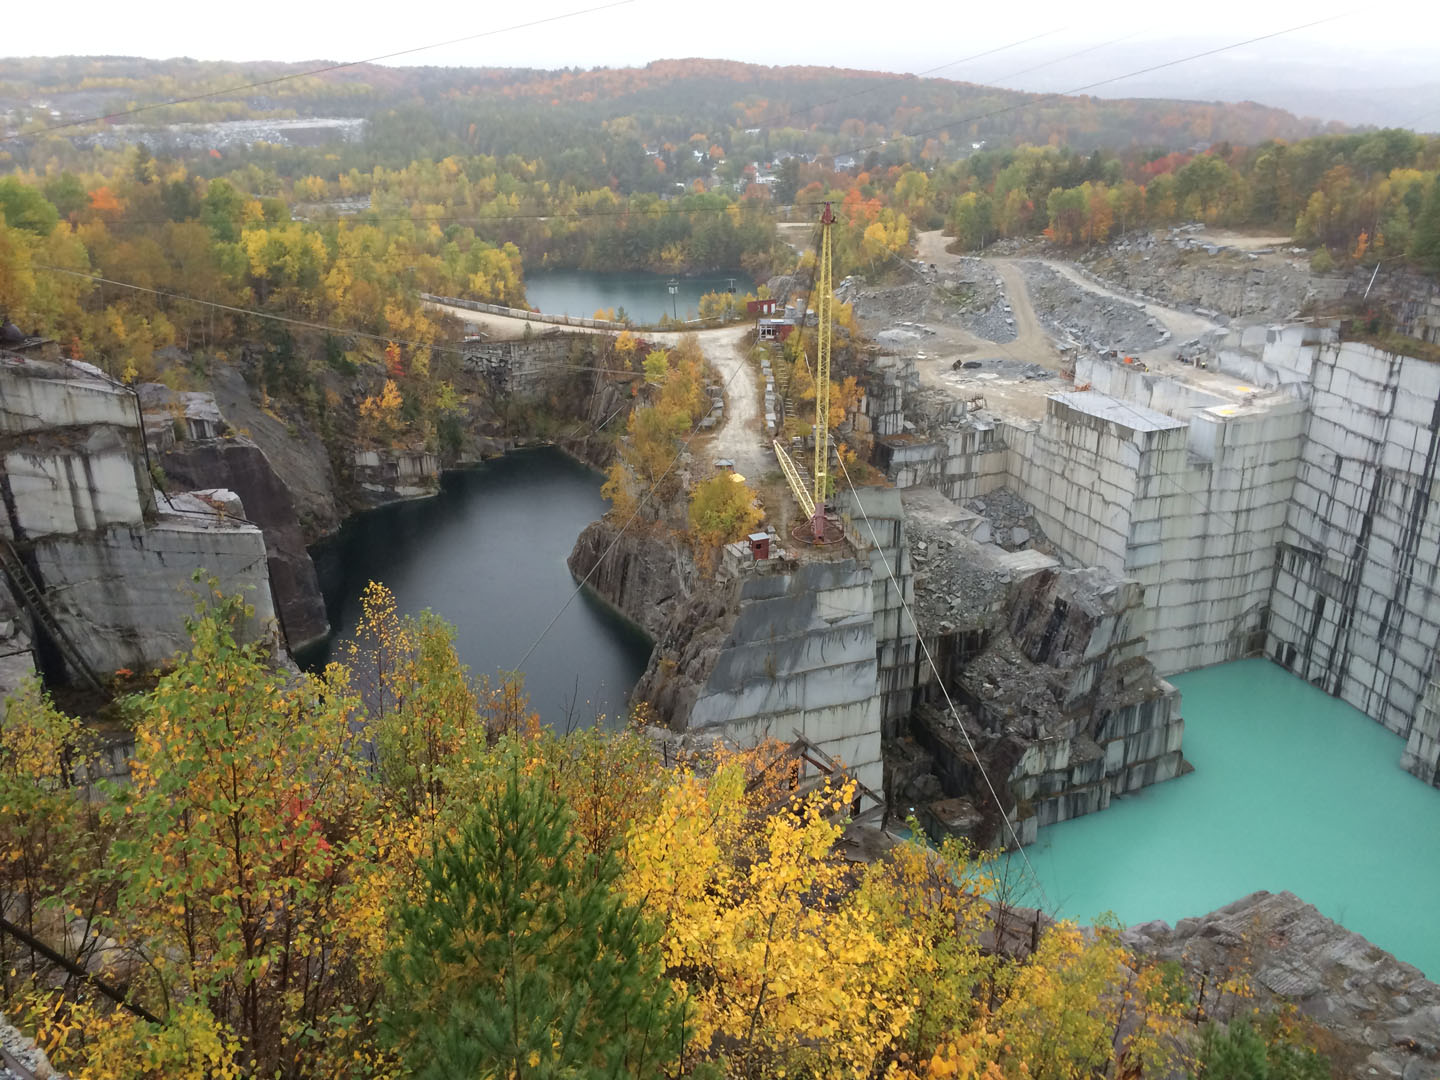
[1,354,277,695]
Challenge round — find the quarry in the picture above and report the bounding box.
[4,223,1440,1076]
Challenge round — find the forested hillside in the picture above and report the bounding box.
[4,56,1330,185]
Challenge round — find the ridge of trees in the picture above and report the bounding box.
[929,133,1440,267]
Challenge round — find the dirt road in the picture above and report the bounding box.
[683,326,769,481]
[430,298,770,478]
[912,232,1061,370]
[1034,259,1220,354]
[901,232,1064,418]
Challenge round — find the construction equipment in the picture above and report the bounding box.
[774,202,836,542]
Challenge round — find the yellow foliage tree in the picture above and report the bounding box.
[358,378,405,444]
[687,474,762,551]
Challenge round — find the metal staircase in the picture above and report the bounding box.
[0,537,102,691]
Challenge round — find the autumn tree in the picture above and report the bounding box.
[1410,179,1440,273]
[687,474,762,551]
[949,192,994,251]
[107,588,378,1077]
[381,766,686,1079]
[358,379,405,444]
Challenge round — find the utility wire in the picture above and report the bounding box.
[508,330,753,676]
[29,263,664,379]
[0,0,637,144]
[77,200,792,231]
[748,29,1065,131]
[836,12,1353,158]
[832,447,1051,907]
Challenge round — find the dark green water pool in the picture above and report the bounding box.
[524,269,752,324]
[302,447,653,727]
[1018,658,1440,978]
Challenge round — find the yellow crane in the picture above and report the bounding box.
[774,202,835,543]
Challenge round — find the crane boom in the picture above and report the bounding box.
[773,439,815,520]
[811,202,834,541]
[771,202,837,543]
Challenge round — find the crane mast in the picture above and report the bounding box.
[772,202,837,543]
[811,201,834,537]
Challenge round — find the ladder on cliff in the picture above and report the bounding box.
[745,733,886,823]
[0,538,103,692]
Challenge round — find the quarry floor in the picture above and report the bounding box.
[890,231,1233,420]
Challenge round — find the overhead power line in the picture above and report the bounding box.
[838,12,1353,158]
[29,263,660,379]
[748,28,1066,130]
[0,0,636,144]
[82,200,794,231]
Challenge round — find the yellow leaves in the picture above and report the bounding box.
[622,762,910,1076]
[687,474,761,553]
[358,379,406,445]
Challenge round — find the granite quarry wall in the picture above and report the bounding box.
[0,355,277,694]
[874,326,1440,787]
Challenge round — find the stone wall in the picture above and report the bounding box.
[159,437,329,650]
[873,327,1440,786]
[835,487,917,737]
[1,354,278,686]
[351,449,440,502]
[686,560,885,793]
[33,508,276,674]
[1266,340,1440,785]
[1407,667,1440,786]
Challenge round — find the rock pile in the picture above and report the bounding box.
[840,260,1017,344]
[1020,261,1168,354]
[964,488,1052,554]
[910,529,1009,631]
[1079,230,1330,322]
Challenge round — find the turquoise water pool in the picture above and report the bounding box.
[1017,658,1440,978]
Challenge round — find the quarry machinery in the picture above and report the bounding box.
[774,202,836,543]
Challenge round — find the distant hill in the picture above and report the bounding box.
[1,55,1337,165]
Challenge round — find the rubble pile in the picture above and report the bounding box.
[838,261,1017,344]
[964,488,1053,554]
[910,527,1009,630]
[1079,228,1330,322]
[907,566,1185,849]
[1020,261,1168,354]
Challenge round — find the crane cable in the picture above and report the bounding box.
[832,448,1051,910]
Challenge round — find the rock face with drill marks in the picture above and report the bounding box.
[0,355,276,692]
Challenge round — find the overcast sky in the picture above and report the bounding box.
[8,1,1440,127]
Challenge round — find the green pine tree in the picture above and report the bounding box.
[1409,179,1440,274]
[1192,1017,1330,1080]
[381,765,687,1080]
